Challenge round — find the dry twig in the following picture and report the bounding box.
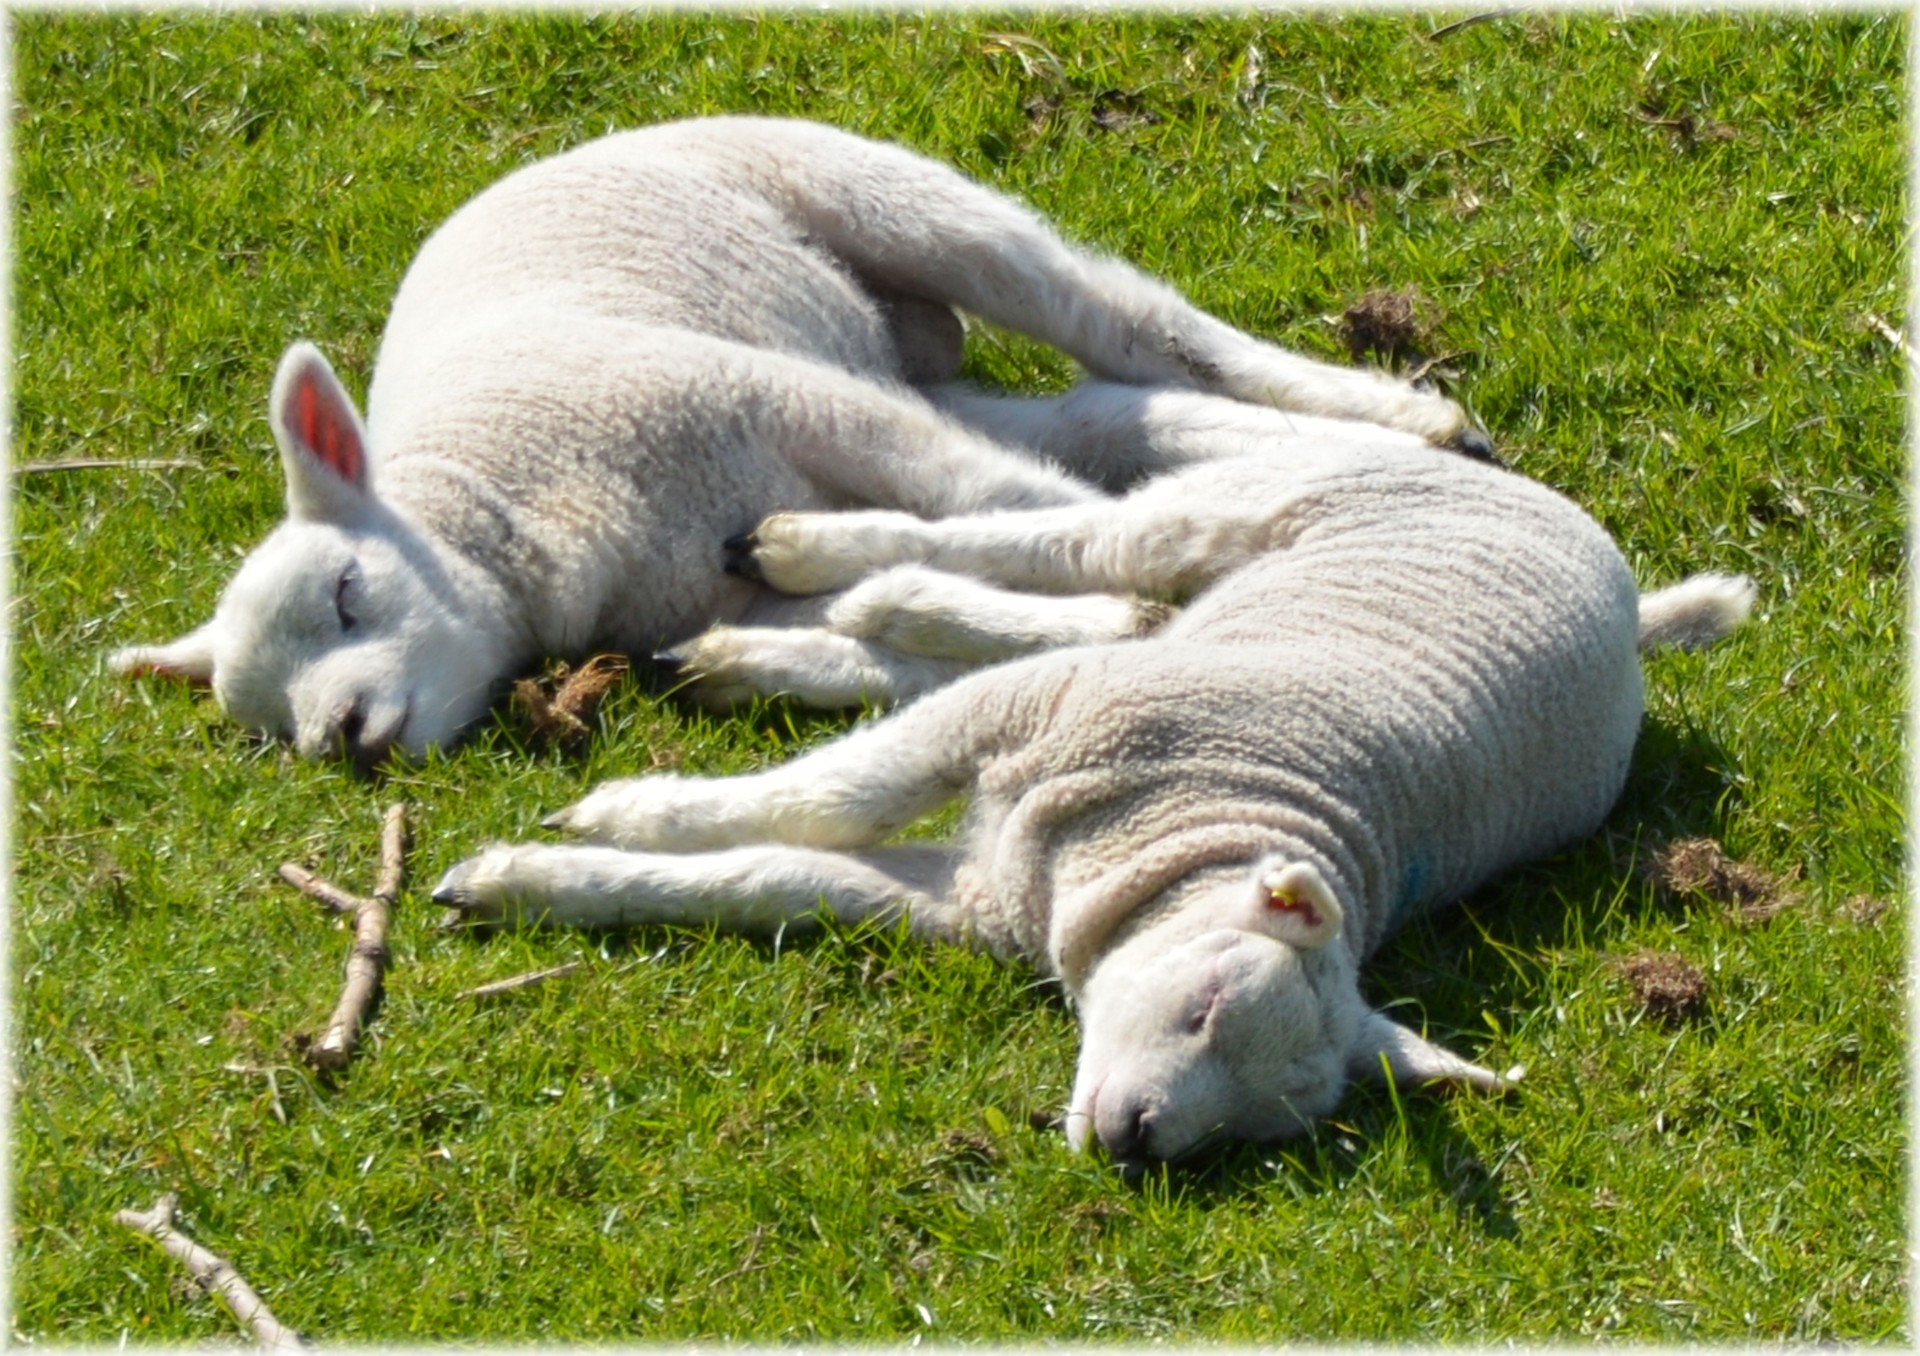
[1427,11,1514,41]
[114,1193,309,1350]
[1632,105,1740,146]
[1864,311,1908,357]
[279,803,407,1071]
[456,961,584,1001]
[224,1062,291,1125]
[13,457,202,476]
[706,1224,773,1289]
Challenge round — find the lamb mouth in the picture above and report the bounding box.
[1157,1125,1230,1167]
[1063,1072,1107,1153]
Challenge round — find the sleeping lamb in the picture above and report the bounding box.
[432,438,1754,1164]
[109,115,1485,764]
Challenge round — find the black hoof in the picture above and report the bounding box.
[1449,427,1500,464]
[652,650,685,675]
[722,533,763,580]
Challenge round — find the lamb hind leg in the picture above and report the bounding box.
[741,119,1481,449]
[732,457,1290,599]
[734,348,1102,516]
[928,381,1439,491]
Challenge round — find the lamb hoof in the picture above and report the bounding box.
[431,861,483,910]
[1449,427,1500,464]
[431,848,539,928]
[722,532,763,581]
[651,650,686,675]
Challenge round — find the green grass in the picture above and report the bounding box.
[10,9,1907,1345]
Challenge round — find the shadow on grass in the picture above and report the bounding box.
[1088,1081,1526,1242]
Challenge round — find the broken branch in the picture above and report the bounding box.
[1865,311,1908,357]
[13,457,203,476]
[114,1193,308,1350]
[280,803,407,1072]
[456,961,584,1002]
[1427,10,1514,42]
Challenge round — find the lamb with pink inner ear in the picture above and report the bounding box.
[434,438,1754,1165]
[109,116,1485,766]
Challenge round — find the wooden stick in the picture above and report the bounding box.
[275,864,366,917]
[456,961,583,1002]
[13,456,202,476]
[279,803,407,1072]
[224,1063,290,1125]
[114,1194,309,1350]
[372,801,407,903]
[1865,311,1908,355]
[1427,10,1514,41]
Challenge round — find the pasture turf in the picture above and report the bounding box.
[9,10,1907,1344]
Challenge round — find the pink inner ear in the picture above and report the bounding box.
[294,369,365,486]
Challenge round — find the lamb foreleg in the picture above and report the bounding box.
[432,839,966,939]
[666,564,1166,709]
[538,659,1047,852]
[436,659,1058,942]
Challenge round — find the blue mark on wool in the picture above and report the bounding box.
[1397,854,1432,921]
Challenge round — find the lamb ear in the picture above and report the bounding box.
[1348,1009,1522,1095]
[1252,861,1344,950]
[109,622,220,686]
[269,341,373,524]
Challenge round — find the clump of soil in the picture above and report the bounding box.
[936,1128,1001,1168]
[1641,837,1798,925]
[511,654,629,748]
[1618,950,1708,1026]
[1340,287,1432,364]
[1634,102,1741,148]
[1839,894,1891,925]
[1090,88,1161,133]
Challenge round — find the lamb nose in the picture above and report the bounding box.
[333,699,386,771]
[333,698,366,750]
[1103,1101,1155,1165]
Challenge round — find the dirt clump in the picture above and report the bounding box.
[1642,837,1798,925]
[512,653,629,747]
[1618,950,1709,1026]
[1340,287,1432,364]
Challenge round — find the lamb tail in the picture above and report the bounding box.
[1637,573,1756,652]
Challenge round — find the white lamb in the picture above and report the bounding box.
[432,440,1754,1165]
[108,115,1484,763]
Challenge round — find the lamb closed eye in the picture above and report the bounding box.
[1185,979,1224,1035]
[334,564,361,631]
